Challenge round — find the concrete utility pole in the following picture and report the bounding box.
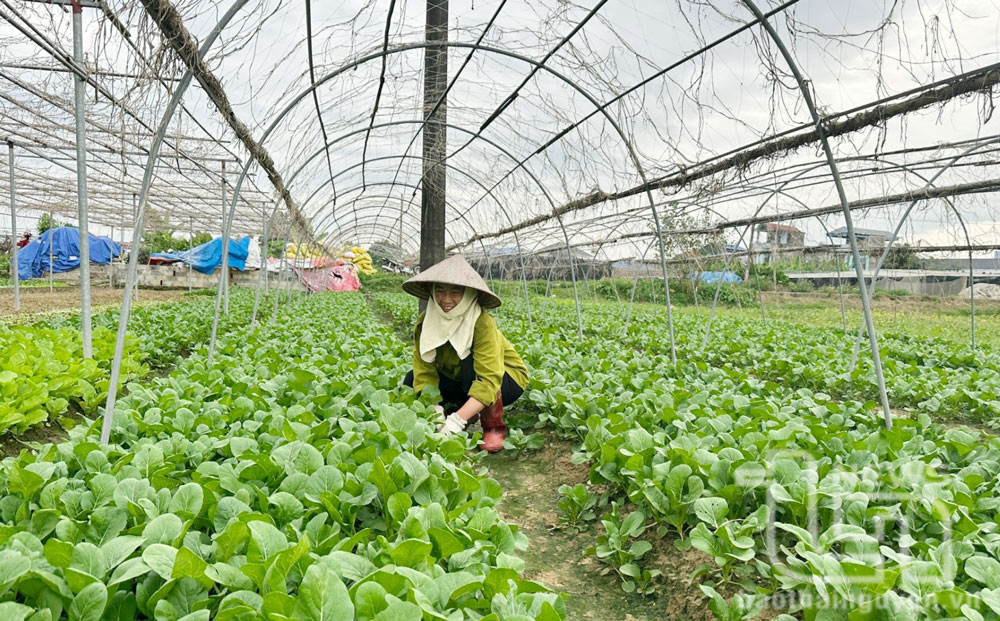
[420,0,448,278]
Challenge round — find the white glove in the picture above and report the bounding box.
[433,404,446,421]
[437,412,467,435]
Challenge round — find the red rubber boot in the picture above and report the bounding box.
[478,393,506,453]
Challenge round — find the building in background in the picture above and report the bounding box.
[752,223,805,262]
[827,227,896,269]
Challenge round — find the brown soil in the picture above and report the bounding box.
[486,434,719,620]
[0,286,185,321]
[0,415,77,459]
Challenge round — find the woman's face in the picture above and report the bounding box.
[434,284,465,313]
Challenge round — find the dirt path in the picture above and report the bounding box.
[0,286,186,322]
[485,435,715,621]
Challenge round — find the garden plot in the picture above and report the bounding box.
[373,292,1000,620]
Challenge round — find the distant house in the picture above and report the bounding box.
[753,223,805,262]
[827,227,897,269]
[756,223,805,248]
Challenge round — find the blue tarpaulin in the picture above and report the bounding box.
[151,236,250,274]
[17,227,121,280]
[695,271,743,284]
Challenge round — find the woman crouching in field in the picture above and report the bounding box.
[402,255,529,452]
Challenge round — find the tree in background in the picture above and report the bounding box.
[140,228,213,263]
[267,238,285,258]
[883,244,923,270]
[37,213,71,233]
[191,232,213,247]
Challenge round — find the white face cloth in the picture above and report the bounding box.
[419,285,482,363]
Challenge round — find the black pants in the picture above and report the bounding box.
[403,353,524,409]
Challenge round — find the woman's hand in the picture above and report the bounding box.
[454,396,485,422]
[437,413,467,435]
[433,404,445,421]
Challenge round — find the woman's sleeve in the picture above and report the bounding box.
[468,314,503,406]
[412,319,439,396]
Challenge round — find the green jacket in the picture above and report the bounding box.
[412,311,529,406]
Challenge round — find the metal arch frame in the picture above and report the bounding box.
[264,117,563,235]
[845,139,1000,365]
[297,156,505,245]
[741,0,892,427]
[232,40,682,340]
[246,119,548,324]
[303,162,537,327]
[100,0,252,444]
[690,151,981,353]
[529,182,852,344]
[256,112,587,326]
[506,139,1000,246]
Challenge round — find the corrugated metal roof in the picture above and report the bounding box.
[827,227,897,241]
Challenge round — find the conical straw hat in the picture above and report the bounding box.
[402,254,502,309]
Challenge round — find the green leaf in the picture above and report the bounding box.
[0,550,31,592]
[141,514,184,545]
[292,564,353,621]
[389,539,432,568]
[168,484,204,518]
[325,551,376,582]
[693,497,728,528]
[354,581,388,620]
[172,547,213,588]
[305,466,344,501]
[141,544,178,581]
[68,582,108,621]
[0,602,34,621]
[100,536,143,570]
[386,492,412,524]
[373,596,422,621]
[206,562,254,591]
[247,521,288,563]
[966,556,1000,589]
[43,539,73,569]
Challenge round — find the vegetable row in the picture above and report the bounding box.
[0,292,252,436]
[374,293,1000,620]
[0,291,563,620]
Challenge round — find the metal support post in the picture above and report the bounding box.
[188,217,193,292]
[109,225,114,289]
[250,207,273,326]
[131,192,138,302]
[222,162,229,314]
[72,0,92,357]
[742,0,893,428]
[48,212,53,293]
[7,142,19,312]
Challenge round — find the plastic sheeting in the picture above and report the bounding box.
[244,237,261,270]
[150,236,252,274]
[296,264,361,292]
[17,227,122,280]
[695,271,743,284]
